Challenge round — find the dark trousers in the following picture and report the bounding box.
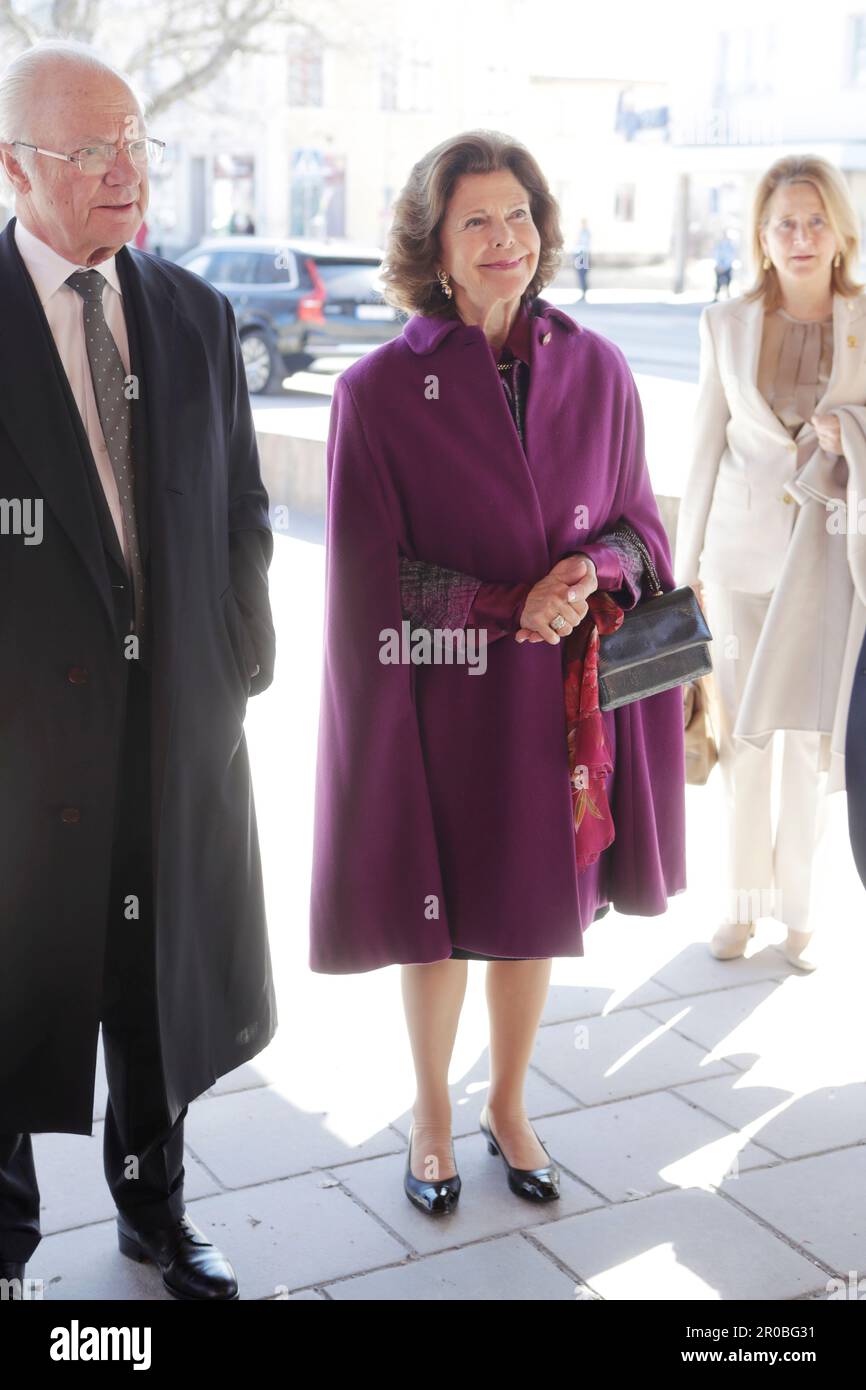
[0,660,186,1263]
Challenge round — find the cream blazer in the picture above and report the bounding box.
[674,289,866,594]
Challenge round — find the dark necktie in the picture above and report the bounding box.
[66,268,145,639]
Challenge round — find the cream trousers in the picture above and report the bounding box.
[703,582,831,934]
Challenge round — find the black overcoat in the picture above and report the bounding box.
[0,215,277,1134]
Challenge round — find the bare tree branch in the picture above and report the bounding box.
[0,0,369,123]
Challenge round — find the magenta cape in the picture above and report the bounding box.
[309,297,686,972]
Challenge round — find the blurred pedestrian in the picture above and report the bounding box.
[574,217,591,298]
[712,229,736,299]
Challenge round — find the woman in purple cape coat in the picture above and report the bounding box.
[310,132,686,1213]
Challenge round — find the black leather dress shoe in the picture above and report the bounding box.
[479,1106,561,1202]
[0,1260,26,1296]
[117,1212,239,1300]
[403,1124,462,1215]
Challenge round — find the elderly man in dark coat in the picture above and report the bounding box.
[0,40,276,1300]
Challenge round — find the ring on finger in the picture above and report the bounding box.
[551,614,568,632]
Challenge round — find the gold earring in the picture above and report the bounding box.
[762,255,772,270]
[437,269,453,299]
[833,251,841,268]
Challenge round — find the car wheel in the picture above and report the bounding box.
[241,330,283,394]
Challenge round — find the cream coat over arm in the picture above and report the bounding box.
[675,292,866,595]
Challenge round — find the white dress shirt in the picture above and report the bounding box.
[14,217,132,563]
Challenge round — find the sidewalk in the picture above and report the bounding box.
[24,395,866,1303]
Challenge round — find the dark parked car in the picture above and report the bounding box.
[175,236,403,393]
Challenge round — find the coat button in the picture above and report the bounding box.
[782,495,793,504]
[541,331,551,344]
[60,807,80,823]
[67,667,89,684]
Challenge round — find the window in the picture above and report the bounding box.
[849,14,866,85]
[255,251,297,285]
[288,27,324,107]
[376,37,432,111]
[717,24,777,98]
[295,257,316,291]
[181,252,214,279]
[207,251,259,284]
[312,260,384,300]
[379,42,399,110]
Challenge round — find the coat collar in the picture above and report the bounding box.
[726,288,866,439]
[402,295,581,355]
[729,286,866,331]
[12,215,124,304]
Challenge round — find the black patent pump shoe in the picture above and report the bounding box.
[404,1123,462,1215]
[479,1106,560,1202]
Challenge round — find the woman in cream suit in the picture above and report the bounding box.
[676,155,866,971]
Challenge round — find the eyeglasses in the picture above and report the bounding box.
[11,137,165,175]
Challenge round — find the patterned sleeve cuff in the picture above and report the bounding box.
[399,556,482,631]
[577,534,645,610]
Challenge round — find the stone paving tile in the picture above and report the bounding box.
[387,1058,580,1142]
[542,978,679,1023]
[536,1092,775,1202]
[719,1147,866,1275]
[179,1176,408,1297]
[25,1221,179,1302]
[530,1187,827,1300]
[182,1085,404,1187]
[531,1008,736,1106]
[205,1045,285,1097]
[329,1129,600,1255]
[30,1176,408,1300]
[271,1287,328,1300]
[648,942,789,997]
[325,1233,578,1300]
[672,1077,866,1160]
[642,981,830,1066]
[32,1124,220,1236]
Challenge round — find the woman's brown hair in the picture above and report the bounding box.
[744,154,864,309]
[378,128,564,319]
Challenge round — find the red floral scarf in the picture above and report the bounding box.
[563,591,625,871]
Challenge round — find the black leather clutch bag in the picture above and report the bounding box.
[597,522,713,711]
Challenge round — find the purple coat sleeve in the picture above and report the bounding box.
[399,556,532,641]
[469,581,535,636]
[401,528,644,640]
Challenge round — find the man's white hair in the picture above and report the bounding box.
[0,38,148,191]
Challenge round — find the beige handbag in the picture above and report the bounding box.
[683,673,719,785]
